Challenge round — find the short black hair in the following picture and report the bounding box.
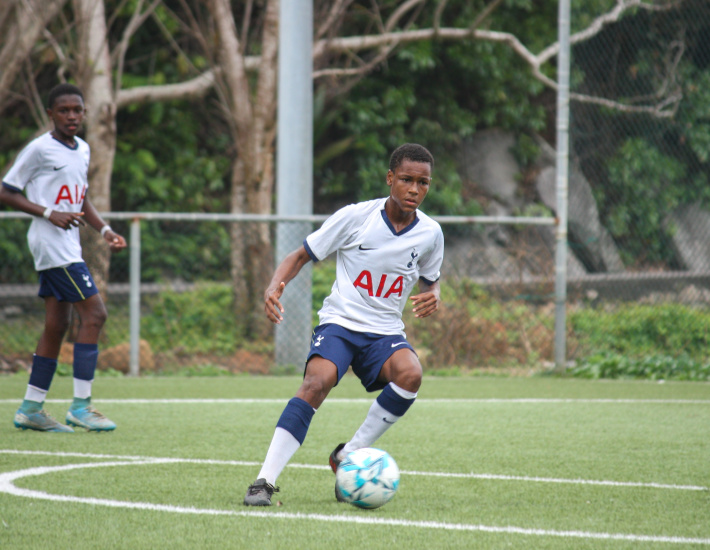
[389,143,434,172]
[47,83,84,109]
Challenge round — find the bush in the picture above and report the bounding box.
[567,352,710,381]
[570,303,710,360]
[141,283,240,354]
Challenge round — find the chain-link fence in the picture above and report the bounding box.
[0,213,563,375]
[3,3,710,377]
[562,0,710,370]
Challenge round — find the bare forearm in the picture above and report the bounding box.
[265,247,311,295]
[81,199,108,232]
[0,187,44,216]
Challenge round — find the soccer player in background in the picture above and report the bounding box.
[0,83,127,432]
[244,143,444,505]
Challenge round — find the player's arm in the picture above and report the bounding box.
[410,278,441,319]
[264,245,312,324]
[82,198,127,252]
[0,183,85,229]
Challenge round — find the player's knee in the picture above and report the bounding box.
[298,374,335,408]
[394,363,422,393]
[83,302,108,329]
[46,316,70,338]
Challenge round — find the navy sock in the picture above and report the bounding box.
[28,355,58,392]
[376,383,416,417]
[275,397,316,445]
[73,343,98,381]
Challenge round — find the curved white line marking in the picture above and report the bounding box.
[1,450,706,492]
[1,460,709,545]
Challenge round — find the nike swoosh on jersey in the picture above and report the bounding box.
[53,165,67,171]
[358,245,377,250]
[391,342,407,348]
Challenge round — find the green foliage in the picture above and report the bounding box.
[676,65,710,164]
[603,139,690,264]
[314,22,547,214]
[113,100,230,213]
[311,260,337,325]
[0,218,34,283]
[568,352,710,381]
[571,302,710,360]
[140,284,241,353]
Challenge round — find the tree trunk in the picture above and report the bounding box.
[71,0,116,341]
[208,0,279,339]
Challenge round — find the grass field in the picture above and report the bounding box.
[1,373,709,549]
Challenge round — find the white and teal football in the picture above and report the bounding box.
[335,447,400,509]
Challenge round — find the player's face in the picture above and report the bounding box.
[386,159,432,215]
[47,94,85,142]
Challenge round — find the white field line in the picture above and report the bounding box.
[1,449,707,492]
[0,459,708,546]
[1,398,710,405]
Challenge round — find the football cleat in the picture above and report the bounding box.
[329,443,348,502]
[329,442,346,473]
[14,409,74,433]
[66,406,116,431]
[243,478,279,506]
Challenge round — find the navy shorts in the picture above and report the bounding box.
[306,323,416,392]
[38,262,99,303]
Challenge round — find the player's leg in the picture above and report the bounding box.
[14,297,74,432]
[65,292,115,431]
[332,348,421,465]
[244,357,338,506]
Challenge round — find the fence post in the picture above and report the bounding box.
[554,0,571,371]
[128,217,141,376]
[275,0,314,367]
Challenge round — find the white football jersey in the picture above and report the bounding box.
[3,132,90,271]
[305,197,444,336]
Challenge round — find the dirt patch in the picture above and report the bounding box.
[153,348,272,375]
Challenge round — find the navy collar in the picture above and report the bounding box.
[51,134,79,150]
[381,208,419,236]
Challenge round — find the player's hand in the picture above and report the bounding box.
[264,282,286,324]
[49,211,85,230]
[410,291,440,318]
[103,230,127,252]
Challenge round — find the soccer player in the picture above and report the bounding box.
[0,83,127,433]
[244,143,444,505]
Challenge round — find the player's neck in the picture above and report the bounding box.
[384,198,417,233]
[51,130,77,149]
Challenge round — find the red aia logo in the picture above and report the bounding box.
[353,271,404,298]
[54,184,86,205]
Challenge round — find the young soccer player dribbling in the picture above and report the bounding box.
[244,143,444,505]
[0,83,127,432]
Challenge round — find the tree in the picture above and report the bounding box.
[0,0,688,335]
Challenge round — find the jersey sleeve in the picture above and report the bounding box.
[305,203,365,262]
[2,141,41,192]
[417,224,444,284]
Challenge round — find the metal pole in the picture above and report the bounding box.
[275,0,314,367]
[128,217,141,376]
[554,0,571,371]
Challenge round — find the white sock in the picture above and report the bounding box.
[24,385,47,403]
[73,378,93,400]
[340,401,401,459]
[257,427,301,485]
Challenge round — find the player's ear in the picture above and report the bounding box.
[386,170,394,187]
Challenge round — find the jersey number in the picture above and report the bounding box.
[353,270,404,298]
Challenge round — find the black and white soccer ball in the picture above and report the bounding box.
[335,447,400,509]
